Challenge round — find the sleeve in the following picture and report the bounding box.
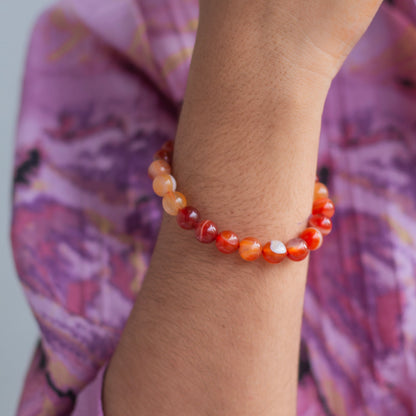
[10,0,197,413]
[71,365,107,416]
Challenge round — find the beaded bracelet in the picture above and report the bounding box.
[148,140,334,263]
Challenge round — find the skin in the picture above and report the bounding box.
[103,1,383,415]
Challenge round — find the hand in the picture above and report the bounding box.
[199,0,384,81]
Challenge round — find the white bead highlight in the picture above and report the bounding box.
[170,175,177,191]
[270,240,287,254]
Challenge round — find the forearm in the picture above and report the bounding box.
[104,4,331,416]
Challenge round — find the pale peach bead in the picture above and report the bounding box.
[162,191,187,215]
[152,174,177,197]
[148,159,171,179]
[314,182,329,201]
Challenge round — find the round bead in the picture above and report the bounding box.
[299,227,323,251]
[239,237,262,261]
[312,198,335,218]
[216,230,240,254]
[262,240,287,264]
[195,220,218,243]
[154,149,172,164]
[162,191,187,216]
[161,140,174,153]
[308,214,332,236]
[314,182,329,201]
[152,174,177,197]
[177,206,201,230]
[286,238,309,261]
[148,159,171,179]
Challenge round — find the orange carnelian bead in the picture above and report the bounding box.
[152,174,177,197]
[308,214,332,236]
[286,238,309,261]
[162,191,187,215]
[195,220,218,243]
[299,227,323,251]
[262,240,287,264]
[148,159,171,179]
[216,230,240,254]
[314,182,329,201]
[239,237,262,261]
[312,197,335,218]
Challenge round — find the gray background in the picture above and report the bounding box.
[0,1,52,414]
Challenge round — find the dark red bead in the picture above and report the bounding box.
[161,140,174,153]
[177,206,201,230]
[153,149,172,164]
[195,220,218,243]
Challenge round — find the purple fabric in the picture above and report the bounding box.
[11,0,416,414]
[71,366,106,416]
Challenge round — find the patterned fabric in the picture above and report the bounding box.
[11,0,416,414]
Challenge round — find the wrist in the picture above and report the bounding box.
[197,0,339,88]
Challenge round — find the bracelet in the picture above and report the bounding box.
[148,140,334,263]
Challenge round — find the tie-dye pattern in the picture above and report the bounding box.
[10,0,416,414]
